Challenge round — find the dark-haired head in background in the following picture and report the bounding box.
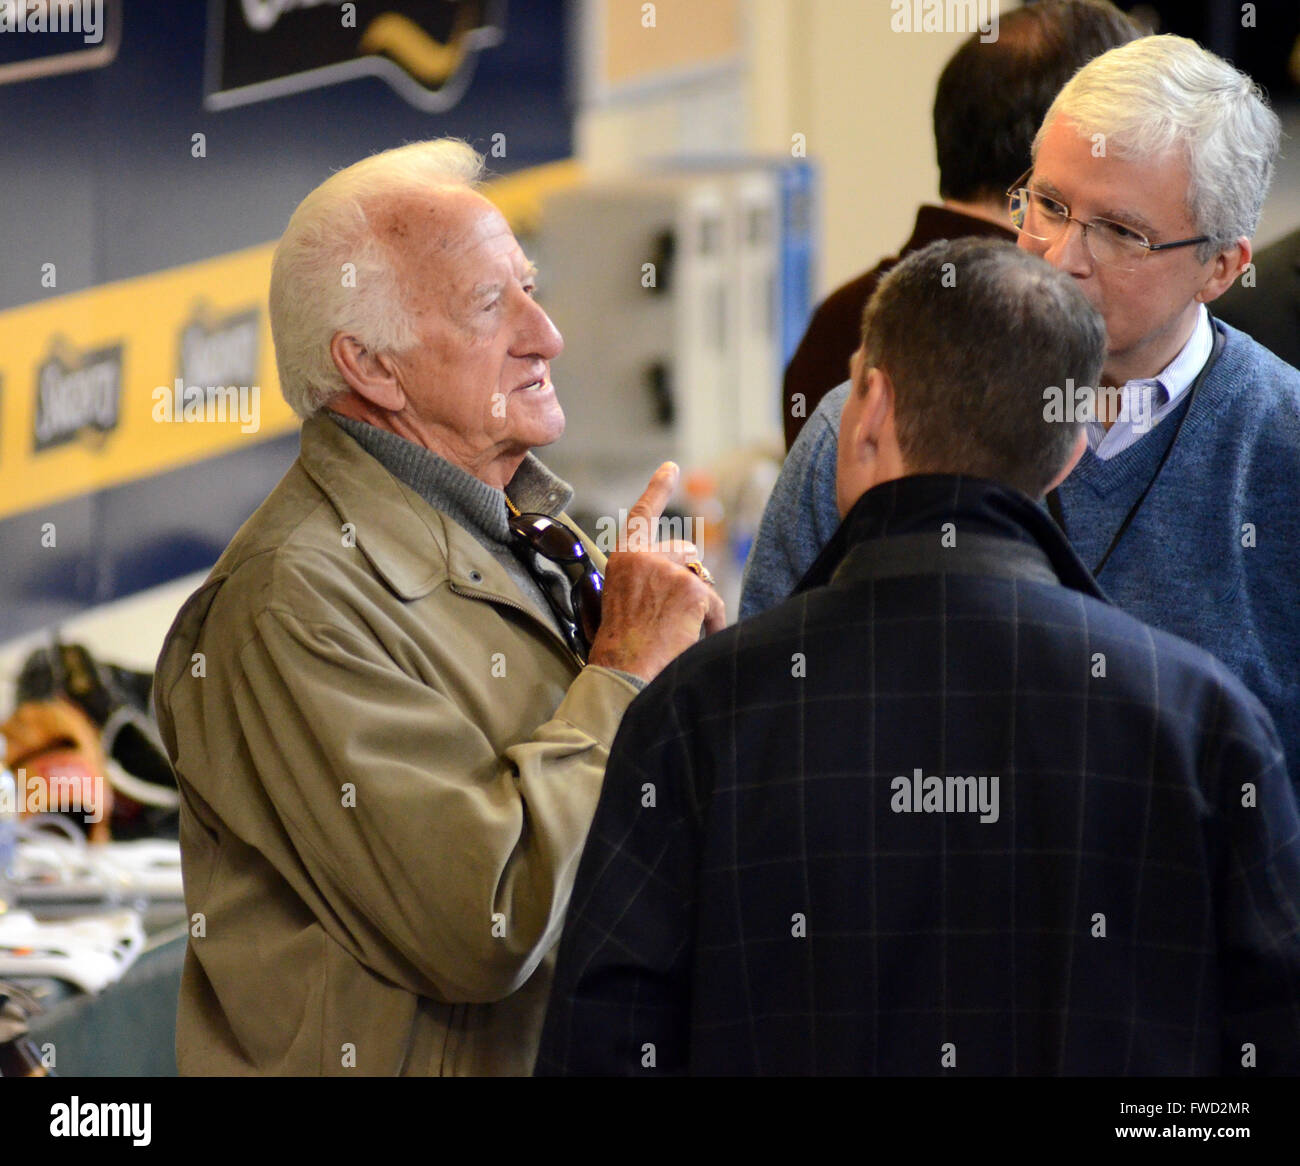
[782,0,1141,448]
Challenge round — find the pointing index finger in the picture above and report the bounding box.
[626,461,679,527]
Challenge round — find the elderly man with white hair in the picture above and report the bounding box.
[742,35,1300,793]
[153,140,723,1076]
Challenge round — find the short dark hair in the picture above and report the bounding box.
[859,238,1106,498]
[934,0,1141,203]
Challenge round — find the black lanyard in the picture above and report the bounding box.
[1046,320,1225,578]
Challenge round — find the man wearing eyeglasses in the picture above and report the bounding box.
[153,140,724,1076]
[741,35,1300,793]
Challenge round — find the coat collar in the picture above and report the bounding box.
[296,413,499,602]
[793,473,1107,601]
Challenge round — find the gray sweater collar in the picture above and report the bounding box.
[326,412,574,544]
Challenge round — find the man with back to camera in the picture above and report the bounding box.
[535,238,1300,1076]
[743,35,1300,796]
[153,139,724,1075]
[782,0,1140,449]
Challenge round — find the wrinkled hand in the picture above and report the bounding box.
[587,462,726,683]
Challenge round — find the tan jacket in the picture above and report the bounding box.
[154,415,639,1075]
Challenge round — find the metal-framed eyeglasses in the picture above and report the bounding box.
[1006,169,1209,272]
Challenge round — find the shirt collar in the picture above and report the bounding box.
[1154,302,1213,407]
[1085,304,1212,454]
[325,411,573,544]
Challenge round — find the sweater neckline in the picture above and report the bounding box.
[1064,318,1238,497]
[325,412,573,544]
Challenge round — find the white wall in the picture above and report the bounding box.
[577,0,1019,296]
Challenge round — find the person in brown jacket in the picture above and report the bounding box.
[783,0,1140,448]
[154,139,724,1076]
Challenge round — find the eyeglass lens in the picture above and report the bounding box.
[1010,189,1146,267]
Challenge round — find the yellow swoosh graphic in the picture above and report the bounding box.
[359,11,472,86]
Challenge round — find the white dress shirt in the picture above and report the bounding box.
[1088,304,1213,460]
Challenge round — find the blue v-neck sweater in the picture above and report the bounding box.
[1054,319,1300,782]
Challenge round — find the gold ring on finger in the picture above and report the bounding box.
[685,560,715,586]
